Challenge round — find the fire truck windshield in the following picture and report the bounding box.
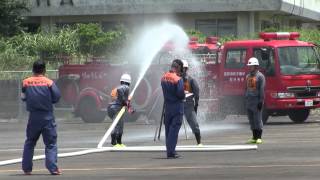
[278,46,320,75]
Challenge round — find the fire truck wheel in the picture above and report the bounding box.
[288,109,310,123]
[262,109,269,125]
[78,97,106,123]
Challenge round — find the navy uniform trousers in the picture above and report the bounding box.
[22,111,58,173]
[164,103,183,157]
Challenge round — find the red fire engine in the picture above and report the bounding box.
[57,32,320,124]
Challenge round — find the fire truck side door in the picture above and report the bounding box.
[253,47,275,76]
[222,48,248,95]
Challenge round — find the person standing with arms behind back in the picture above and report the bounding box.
[161,59,185,159]
[245,57,266,144]
[21,60,61,175]
[181,60,202,146]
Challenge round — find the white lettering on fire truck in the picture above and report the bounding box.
[224,72,245,82]
[224,72,246,77]
[81,72,108,80]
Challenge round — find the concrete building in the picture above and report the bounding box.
[24,0,320,36]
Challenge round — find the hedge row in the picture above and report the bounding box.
[0,25,319,71]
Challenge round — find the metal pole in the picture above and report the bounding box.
[17,73,24,122]
[151,93,163,141]
[153,126,159,142]
[157,103,165,141]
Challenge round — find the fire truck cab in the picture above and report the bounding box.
[218,32,320,123]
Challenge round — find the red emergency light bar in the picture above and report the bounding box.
[206,36,219,44]
[259,32,300,41]
[189,37,198,44]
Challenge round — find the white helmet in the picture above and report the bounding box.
[182,60,189,68]
[120,73,131,84]
[247,57,259,66]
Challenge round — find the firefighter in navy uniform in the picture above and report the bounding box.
[21,60,61,175]
[161,59,185,159]
[107,73,134,147]
[245,57,266,144]
[181,60,202,146]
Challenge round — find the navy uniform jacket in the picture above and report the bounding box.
[161,71,185,113]
[22,75,61,112]
[109,84,130,107]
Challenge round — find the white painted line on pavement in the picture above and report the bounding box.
[0,148,92,152]
[2,163,320,174]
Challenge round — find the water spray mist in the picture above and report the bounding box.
[99,21,190,148]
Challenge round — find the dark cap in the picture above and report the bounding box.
[32,60,46,74]
[171,59,183,71]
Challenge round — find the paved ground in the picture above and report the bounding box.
[0,114,320,180]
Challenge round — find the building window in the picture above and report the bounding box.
[60,0,74,6]
[102,22,132,32]
[56,22,76,29]
[37,0,51,6]
[101,22,118,31]
[196,19,237,37]
[196,20,217,36]
[261,20,280,31]
[218,19,237,37]
[22,23,40,33]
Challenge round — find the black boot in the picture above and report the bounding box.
[257,129,263,139]
[252,129,258,140]
[255,129,263,144]
[111,134,117,146]
[117,134,122,145]
[195,132,201,145]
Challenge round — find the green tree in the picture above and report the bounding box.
[0,0,28,37]
[77,23,128,57]
[186,29,207,43]
[261,27,320,45]
[186,29,253,44]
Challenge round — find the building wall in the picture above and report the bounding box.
[24,0,320,36]
[34,12,245,36]
[26,0,282,16]
[30,11,305,37]
[281,0,320,21]
[283,0,320,13]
